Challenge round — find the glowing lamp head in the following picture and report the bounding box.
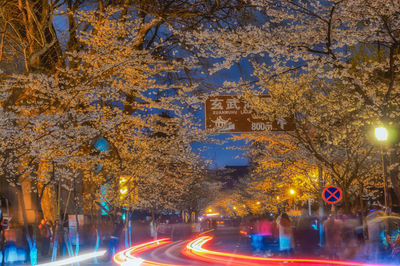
[233,206,237,210]
[289,189,296,195]
[120,187,128,195]
[375,127,388,141]
[276,196,280,200]
[256,201,260,205]
[207,208,212,213]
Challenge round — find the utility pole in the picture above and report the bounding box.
[318,165,324,247]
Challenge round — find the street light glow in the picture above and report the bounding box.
[120,187,128,195]
[290,189,296,195]
[233,206,237,210]
[375,127,388,141]
[207,208,212,212]
[256,201,260,205]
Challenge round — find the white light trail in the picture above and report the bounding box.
[37,250,106,266]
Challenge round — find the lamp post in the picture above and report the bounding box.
[375,127,389,213]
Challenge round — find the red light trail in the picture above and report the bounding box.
[183,235,392,266]
[113,235,392,266]
[113,238,181,266]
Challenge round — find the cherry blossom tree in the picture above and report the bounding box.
[184,0,400,208]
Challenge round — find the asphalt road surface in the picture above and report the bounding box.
[138,226,250,265]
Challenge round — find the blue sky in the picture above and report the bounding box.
[191,135,249,168]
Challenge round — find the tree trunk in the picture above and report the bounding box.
[51,162,60,261]
[151,209,157,240]
[359,182,364,215]
[16,184,37,265]
[388,151,400,205]
[128,211,132,247]
[74,214,80,257]
[74,176,80,258]
[93,228,100,264]
[342,186,350,213]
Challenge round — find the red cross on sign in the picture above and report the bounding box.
[322,186,342,204]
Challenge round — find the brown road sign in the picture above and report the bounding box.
[205,95,294,133]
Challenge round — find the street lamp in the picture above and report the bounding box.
[375,126,389,213]
[375,127,388,141]
[289,189,296,210]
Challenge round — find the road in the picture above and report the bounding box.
[68,226,392,266]
[137,226,250,265]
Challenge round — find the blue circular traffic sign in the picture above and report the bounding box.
[322,186,342,204]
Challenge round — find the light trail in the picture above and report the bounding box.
[184,235,393,266]
[37,250,106,266]
[113,238,182,266]
[113,233,393,266]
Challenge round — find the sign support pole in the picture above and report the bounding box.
[380,144,389,214]
[318,165,324,247]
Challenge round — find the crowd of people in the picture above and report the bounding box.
[2,209,400,264]
[242,209,400,264]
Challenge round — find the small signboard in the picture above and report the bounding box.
[288,210,302,217]
[322,186,342,204]
[205,95,294,133]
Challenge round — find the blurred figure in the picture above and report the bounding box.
[251,215,274,255]
[272,216,279,244]
[108,216,124,261]
[258,215,274,255]
[250,217,263,255]
[340,214,362,260]
[38,219,51,257]
[4,227,23,264]
[367,211,400,263]
[277,213,294,255]
[324,214,342,259]
[200,219,209,232]
[296,209,316,255]
[365,210,384,262]
[212,219,217,229]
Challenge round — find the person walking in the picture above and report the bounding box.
[38,219,51,257]
[296,209,316,255]
[257,215,274,255]
[277,213,294,255]
[324,214,342,259]
[108,215,124,261]
[250,217,263,255]
[365,210,386,262]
